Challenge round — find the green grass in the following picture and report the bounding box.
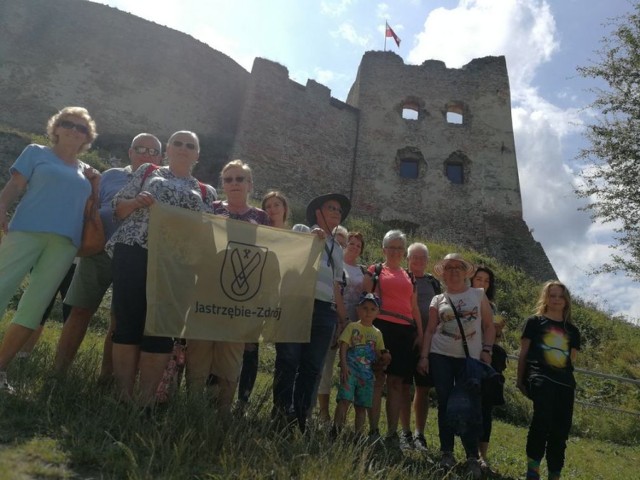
[1,306,640,479]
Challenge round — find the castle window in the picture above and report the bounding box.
[401,99,421,120]
[444,151,469,184]
[400,159,419,178]
[402,106,419,120]
[446,102,464,124]
[396,146,425,179]
[446,163,464,184]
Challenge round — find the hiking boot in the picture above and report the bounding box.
[384,432,400,450]
[439,451,456,469]
[399,430,414,451]
[464,457,482,480]
[414,433,428,451]
[0,371,15,394]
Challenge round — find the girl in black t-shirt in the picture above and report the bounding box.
[517,281,581,480]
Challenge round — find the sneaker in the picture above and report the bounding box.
[478,457,491,473]
[439,451,456,470]
[0,371,14,394]
[414,433,428,452]
[464,457,482,480]
[382,432,403,451]
[399,430,414,451]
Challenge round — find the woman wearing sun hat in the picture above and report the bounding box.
[417,253,495,479]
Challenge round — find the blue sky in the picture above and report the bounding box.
[91,0,640,321]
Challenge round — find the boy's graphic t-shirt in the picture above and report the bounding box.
[338,321,385,381]
[522,315,581,388]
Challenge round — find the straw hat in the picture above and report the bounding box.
[433,253,475,278]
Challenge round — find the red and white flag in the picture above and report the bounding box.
[385,21,401,47]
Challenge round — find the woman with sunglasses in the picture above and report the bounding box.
[107,130,217,406]
[0,106,99,392]
[368,230,422,445]
[186,159,270,414]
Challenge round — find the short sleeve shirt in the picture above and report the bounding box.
[106,163,217,253]
[9,144,91,247]
[429,287,485,359]
[522,315,581,388]
[338,321,385,381]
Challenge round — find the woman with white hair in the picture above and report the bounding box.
[0,106,99,392]
[418,253,495,479]
[108,130,217,406]
[368,229,422,445]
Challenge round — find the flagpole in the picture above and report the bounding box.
[384,21,388,51]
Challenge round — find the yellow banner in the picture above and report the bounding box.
[145,203,323,342]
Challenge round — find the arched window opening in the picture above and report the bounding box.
[446,102,465,124]
[446,163,464,184]
[396,146,425,179]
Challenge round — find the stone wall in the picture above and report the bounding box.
[0,0,556,281]
[231,58,359,205]
[0,0,249,183]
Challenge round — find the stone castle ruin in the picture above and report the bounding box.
[0,0,555,280]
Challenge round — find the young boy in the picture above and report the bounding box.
[333,292,391,435]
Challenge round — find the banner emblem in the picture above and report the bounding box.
[220,241,268,301]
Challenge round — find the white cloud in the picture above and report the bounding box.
[320,0,355,17]
[376,3,390,20]
[407,0,640,320]
[331,22,371,47]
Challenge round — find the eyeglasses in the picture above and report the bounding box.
[324,205,343,214]
[132,146,160,156]
[223,176,247,184]
[58,120,89,135]
[172,140,197,150]
[444,266,465,272]
[385,246,405,251]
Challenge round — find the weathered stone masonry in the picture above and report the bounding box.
[0,0,555,280]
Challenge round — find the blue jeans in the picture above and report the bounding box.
[430,352,480,457]
[273,300,336,431]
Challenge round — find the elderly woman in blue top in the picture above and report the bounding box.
[0,106,99,393]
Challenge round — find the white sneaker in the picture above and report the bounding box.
[0,371,15,394]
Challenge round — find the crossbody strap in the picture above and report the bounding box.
[445,295,470,358]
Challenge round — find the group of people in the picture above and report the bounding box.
[0,107,581,480]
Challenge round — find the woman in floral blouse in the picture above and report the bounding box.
[107,130,217,406]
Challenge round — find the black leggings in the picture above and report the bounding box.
[111,243,172,353]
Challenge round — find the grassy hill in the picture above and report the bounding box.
[1,126,640,478]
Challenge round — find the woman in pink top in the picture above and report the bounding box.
[368,229,422,445]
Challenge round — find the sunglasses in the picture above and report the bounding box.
[172,140,197,150]
[132,146,160,156]
[223,176,247,184]
[58,120,89,135]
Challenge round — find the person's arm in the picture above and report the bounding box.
[339,341,350,385]
[114,191,155,219]
[570,347,578,363]
[411,291,423,346]
[417,305,438,374]
[361,271,373,293]
[0,171,28,234]
[516,338,531,395]
[480,295,495,364]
